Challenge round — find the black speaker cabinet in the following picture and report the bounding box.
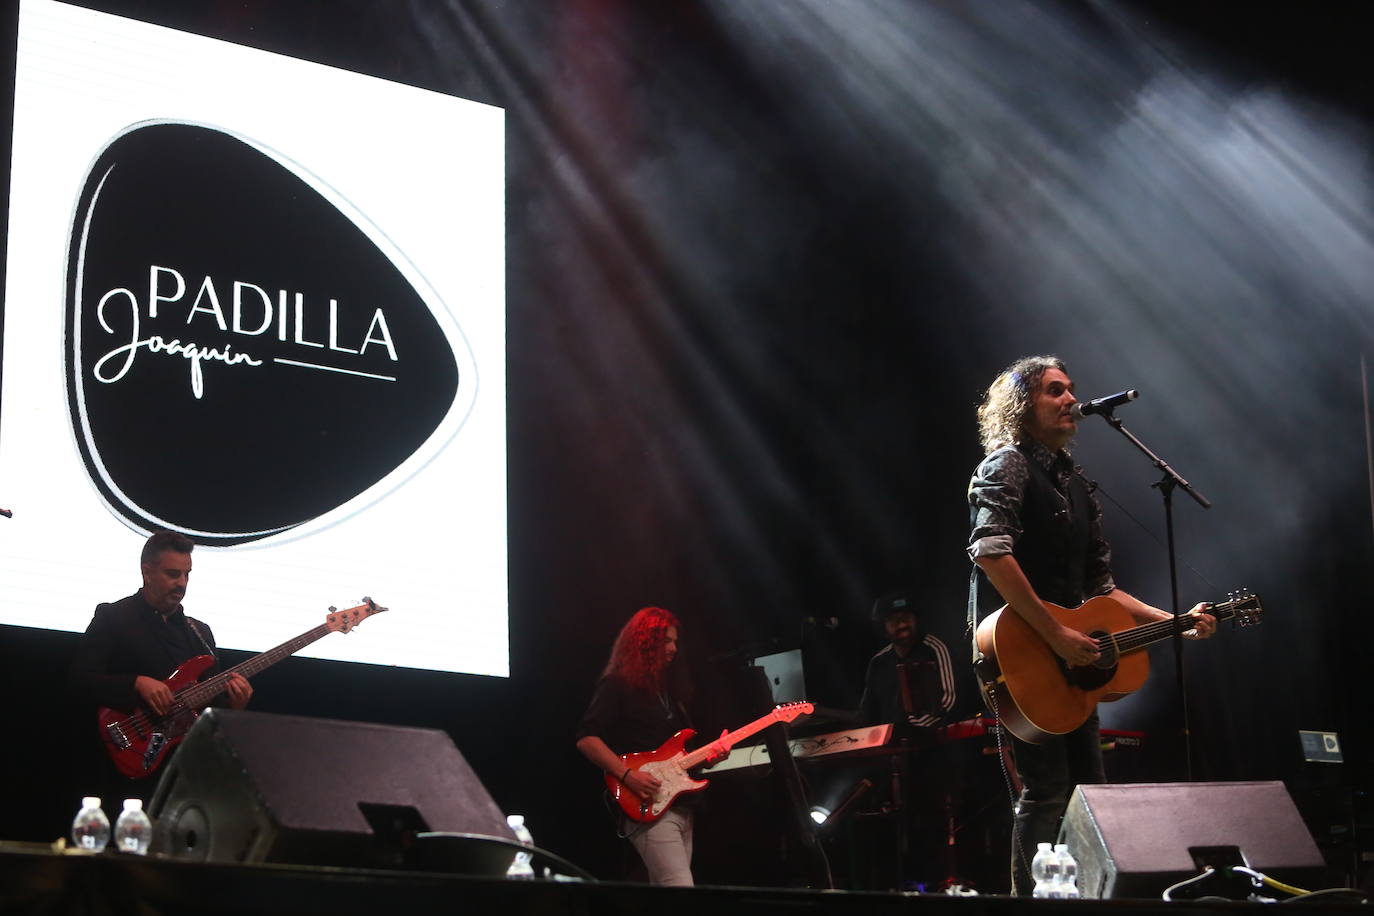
[1059,781,1327,899]
[148,708,514,869]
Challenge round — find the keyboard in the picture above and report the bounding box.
[709,723,894,772]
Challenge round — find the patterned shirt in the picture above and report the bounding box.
[967,439,1115,599]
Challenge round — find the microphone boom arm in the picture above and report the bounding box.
[1098,413,1211,510]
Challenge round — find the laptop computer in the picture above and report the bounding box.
[751,648,807,704]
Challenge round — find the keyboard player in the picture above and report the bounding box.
[858,588,958,730]
[855,587,977,891]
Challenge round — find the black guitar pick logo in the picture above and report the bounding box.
[65,122,468,545]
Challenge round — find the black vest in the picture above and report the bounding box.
[1011,445,1094,609]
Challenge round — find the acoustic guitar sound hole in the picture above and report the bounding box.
[1055,631,1117,690]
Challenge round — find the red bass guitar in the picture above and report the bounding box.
[97,598,386,778]
[607,701,813,823]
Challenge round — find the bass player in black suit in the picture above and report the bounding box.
[69,530,251,797]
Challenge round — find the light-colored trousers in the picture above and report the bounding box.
[627,807,694,887]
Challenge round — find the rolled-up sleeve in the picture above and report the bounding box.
[967,448,1029,560]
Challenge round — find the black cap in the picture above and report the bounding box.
[871,587,916,622]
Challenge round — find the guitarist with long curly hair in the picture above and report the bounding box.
[967,356,1216,895]
[575,606,716,886]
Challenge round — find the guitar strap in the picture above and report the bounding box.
[186,617,217,661]
[966,490,985,666]
[966,562,982,665]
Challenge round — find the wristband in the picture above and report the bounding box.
[620,767,631,785]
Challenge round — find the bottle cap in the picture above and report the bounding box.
[1037,841,1052,850]
[1054,843,1068,851]
[506,814,524,828]
[82,796,102,808]
[123,799,144,811]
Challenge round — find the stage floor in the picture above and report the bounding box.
[4,842,1368,916]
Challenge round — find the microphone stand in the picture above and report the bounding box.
[1094,408,1210,781]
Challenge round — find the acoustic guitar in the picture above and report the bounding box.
[975,591,1261,743]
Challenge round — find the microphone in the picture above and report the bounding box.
[1071,389,1138,418]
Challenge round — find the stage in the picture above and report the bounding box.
[2,3,1373,913]
[3,842,1368,916]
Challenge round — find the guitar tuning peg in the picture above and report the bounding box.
[328,605,337,613]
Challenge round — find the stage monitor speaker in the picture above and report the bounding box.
[148,708,514,870]
[1059,781,1327,899]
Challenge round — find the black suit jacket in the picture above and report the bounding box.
[68,592,219,711]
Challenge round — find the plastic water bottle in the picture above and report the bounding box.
[1044,841,1066,897]
[71,797,111,852]
[505,814,535,878]
[114,798,153,855]
[1030,841,1055,898]
[1055,843,1080,899]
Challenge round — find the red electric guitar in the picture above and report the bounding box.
[607,701,813,823]
[97,598,387,779]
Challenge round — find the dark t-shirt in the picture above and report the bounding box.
[577,674,707,811]
[576,674,691,757]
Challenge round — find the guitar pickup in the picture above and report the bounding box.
[141,732,166,771]
[105,722,131,750]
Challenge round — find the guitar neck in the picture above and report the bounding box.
[175,623,332,709]
[678,710,786,769]
[1099,600,1243,656]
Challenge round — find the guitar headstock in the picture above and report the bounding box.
[325,596,388,634]
[1214,590,1263,628]
[773,701,815,723]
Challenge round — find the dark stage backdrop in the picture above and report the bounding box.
[2,0,1371,888]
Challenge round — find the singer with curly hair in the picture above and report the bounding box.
[968,356,1215,894]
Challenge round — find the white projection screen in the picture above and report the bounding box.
[1,0,509,676]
